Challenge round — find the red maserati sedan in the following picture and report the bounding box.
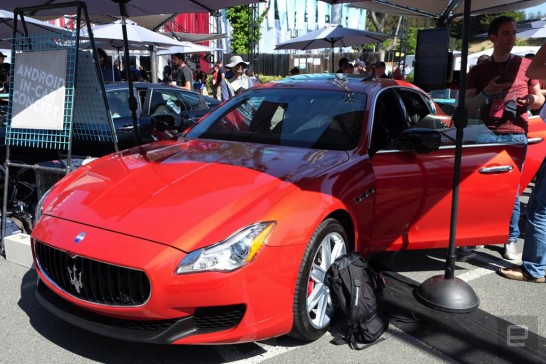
[31,74,546,345]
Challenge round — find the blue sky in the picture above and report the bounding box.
[525,3,546,15]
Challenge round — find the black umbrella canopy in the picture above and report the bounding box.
[0,0,262,17]
[322,0,546,25]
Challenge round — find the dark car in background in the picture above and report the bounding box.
[84,82,219,152]
[1,82,219,209]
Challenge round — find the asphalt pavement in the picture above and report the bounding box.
[0,187,545,363]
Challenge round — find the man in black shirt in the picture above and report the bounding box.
[170,53,193,90]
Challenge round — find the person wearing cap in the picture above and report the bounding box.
[0,51,11,93]
[170,53,193,91]
[354,59,366,75]
[220,55,254,101]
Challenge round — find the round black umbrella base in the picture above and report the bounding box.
[415,275,479,313]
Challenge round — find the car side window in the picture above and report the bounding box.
[369,90,407,155]
[138,90,147,111]
[180,92,207,111]
[398,89,448,129]
[106,90,131,118]
[150,90,182,116]
[398,89,430,126]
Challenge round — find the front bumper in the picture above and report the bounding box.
[32,216,304,344]
[37,279,245,344]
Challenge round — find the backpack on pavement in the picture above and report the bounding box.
[326,252,389,350]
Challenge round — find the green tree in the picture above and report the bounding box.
[481,11,526,29]
[404,27,418,54]
[226,5,268,55]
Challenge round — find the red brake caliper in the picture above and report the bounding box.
[307,279,314,297]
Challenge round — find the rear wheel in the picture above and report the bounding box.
[290,218,348,341]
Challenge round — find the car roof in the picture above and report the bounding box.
[263,73,423,95]
[104,82,195,93]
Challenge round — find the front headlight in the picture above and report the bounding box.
[175,221,276,274]
[34,188,51,226]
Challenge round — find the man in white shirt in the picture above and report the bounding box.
[220,55,254,101]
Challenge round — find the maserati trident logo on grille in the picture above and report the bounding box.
[74,232,86,244]
[68,264,83,293]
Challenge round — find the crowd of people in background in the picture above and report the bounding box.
[96,47,415,101]
[332,56,407,79]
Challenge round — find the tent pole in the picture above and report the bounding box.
[118,0,140,146]
[415,0,479,313]
[331,47,335,72]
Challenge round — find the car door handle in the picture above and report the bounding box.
[527,137,543,145]
[120,125,134,132]
[478,165,513,174]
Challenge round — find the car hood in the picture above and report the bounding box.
[45,139,349,251]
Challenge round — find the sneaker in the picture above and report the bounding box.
[498,266,545,283]
[503,240,518,260]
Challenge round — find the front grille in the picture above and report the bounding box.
[35,240,151,306]
[194,304,246,331]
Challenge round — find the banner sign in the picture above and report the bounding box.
[11,50,67,130]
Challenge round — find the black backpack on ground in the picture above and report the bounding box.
[326,252,389,350]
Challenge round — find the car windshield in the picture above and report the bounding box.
[186,88,365,150]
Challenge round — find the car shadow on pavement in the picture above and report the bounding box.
[370,248,486,274]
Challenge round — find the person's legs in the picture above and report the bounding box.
[503,133,528,260]
[503,193,521,259]
[472,132,526,259]
[522,161,546,278]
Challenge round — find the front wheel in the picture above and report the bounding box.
[290,218,348,341]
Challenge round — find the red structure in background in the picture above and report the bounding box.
[169,13,210,35]
[165,13,212,73]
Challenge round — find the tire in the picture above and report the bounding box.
[290,218,348,341]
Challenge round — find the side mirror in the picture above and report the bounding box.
[392,128,441,153]
[151,114,176,132]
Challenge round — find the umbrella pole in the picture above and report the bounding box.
[150,45,158,83]
[118,0,140,146]
[415,0,479,313]
[331,47,335,73]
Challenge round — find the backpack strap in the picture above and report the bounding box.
[330,330,386,350]
[348,334,386,350]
